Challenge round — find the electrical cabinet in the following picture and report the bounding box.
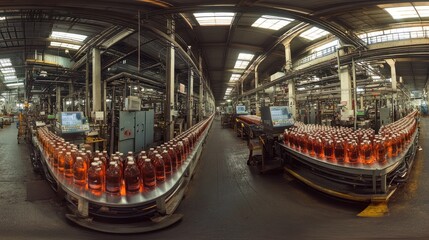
[118,110,154,153]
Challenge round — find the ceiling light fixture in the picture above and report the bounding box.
[229,74,241,82]
[50,41,81,50]
[234,53,254,70]
[384,6,429,19]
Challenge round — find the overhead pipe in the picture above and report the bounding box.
[104,72,165,88]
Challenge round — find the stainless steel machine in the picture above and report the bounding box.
[118,110,154,153]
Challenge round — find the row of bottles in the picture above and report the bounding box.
[36,116,213,196]
[283,111,418,165]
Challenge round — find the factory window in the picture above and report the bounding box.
[193,12,235,26]
[251,15,294,30]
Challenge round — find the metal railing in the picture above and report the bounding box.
[361,30,429,45]
[296,46,337,65]
[296,30,429,66]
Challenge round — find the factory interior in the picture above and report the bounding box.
[1,1,429,239]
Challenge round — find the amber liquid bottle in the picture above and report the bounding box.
[375,140,387,164]
[141,158,156,190]
[313,138,323,159]
[161,150,173,177]
[64,152,74,178]
[106,162,122,194]
[347,141,359,164]
[153,154,166,183]
[58,151,65,172]
[359,140,373,164]
[334,140,345,163]
[168,147,178,171]
[124,159,141,193]
[324,140,334,161]
[73,156,87,185]
[88,162,103,191]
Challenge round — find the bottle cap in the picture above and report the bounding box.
[145,159,151,163]
[109,162,116,166]
[103,151,107,154]
[91,162,97,167]
[94,157,100,161]
[128,151,133,154]
[66,152,71,155]
[113,156,119,160]
[127,156,134,161]
[76,157,82,161]
[128,160,135,165]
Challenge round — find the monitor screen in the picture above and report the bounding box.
[236,105,246,114]
[61,112,83,127]
[270,106,292,127]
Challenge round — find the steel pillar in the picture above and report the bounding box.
[187,67,194,129]
[166,18,175,140]
[92,48,102,112]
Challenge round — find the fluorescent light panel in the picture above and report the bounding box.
[300,26,330,40]
[252,15,294,30]
[50,31,87,42]
[0,17,5,21]
[193,12,235,26]
[50,41,81,50]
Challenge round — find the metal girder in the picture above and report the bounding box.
[240,44,429,98]
[145,4,366,48]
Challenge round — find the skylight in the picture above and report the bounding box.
[0,58,12,67]
[234,53,254,70]
[50,41,81,50]
[225,87,233,96]
[251,15,294,30]
[313,40,339,52]
[50,31,87,42]
[229,74,241,82]
[300,27,330,41]
[0,58,17,83]
[0,17,5,21]
[194,12,235,26]
[384,6,429,19]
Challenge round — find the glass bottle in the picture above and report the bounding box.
[359,140,373,165]
[124,158,141,193]
[334,140,345,163]
[324,140,334,161]
[161,150,173,177]
[58,150,65,172]
[64,152,74,178]
[313,138,323,159]
[168,147,178,171]
[106,162,122,194]
[141,158,156,190]
[173,144,182,166]
[347,141,359,164]
[178,141,186,163]
[88,162,103,191]
[53,147,60,168]
[102,150,110,164]
[375,140,387,164]
[153,154,166,183]
[73,156,87,185]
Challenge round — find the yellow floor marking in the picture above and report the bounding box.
[357,201,389,217]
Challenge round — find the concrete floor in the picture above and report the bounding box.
[0,117,429,239]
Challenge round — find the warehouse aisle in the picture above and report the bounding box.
[1,118,429,239]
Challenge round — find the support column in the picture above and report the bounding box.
[283,40,292,72]
[339,65,353,119]
[288,80,296,118]
[385,59,397,92]
[187,67,194,129]
[92,48,102,112]
[255,66,260,115]
[69,80,74,111]
[85,51,90,117]
[198,51,203,122]
[166,18,175,140]
[56,86,61,112]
